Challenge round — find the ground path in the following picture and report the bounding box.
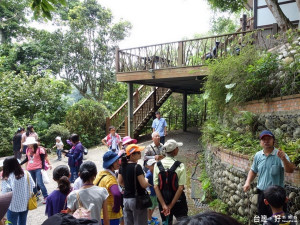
[3,128,204,224]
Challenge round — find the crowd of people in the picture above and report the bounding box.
[0,116,298,225]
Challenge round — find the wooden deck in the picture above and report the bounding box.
[115,26,279,93]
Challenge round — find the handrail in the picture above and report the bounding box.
[119,29,260,51]
[133,88,157,114]
[109,85,146,120]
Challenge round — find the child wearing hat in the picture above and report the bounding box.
[146,159,159,225]
[94,151,123,225]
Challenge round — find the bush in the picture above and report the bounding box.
[41,124,70,148]
[65,99,108,148]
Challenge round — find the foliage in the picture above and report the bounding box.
[41,124,70,148]
[0,0,28,44]
[231,214,249,224]
[206,0,247,13]
[102,82,127,113]
[0,70,70,157]
[210,14,239,35]
[50,0,132,101]
[65,98,108,148]
[205,38,300,114]
[208,199,228,214]
[30,0,67,20]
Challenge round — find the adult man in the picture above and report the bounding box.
[152,111,167,144]
[144,132,165,162]
[153,139,188,225]
[12,127,24,160]
[243,130,295,217]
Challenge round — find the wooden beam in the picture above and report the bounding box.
[116,66,208,82]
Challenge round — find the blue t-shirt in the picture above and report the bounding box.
[45,190,68,217]
[152,118,167,137]
[145,170,156,196]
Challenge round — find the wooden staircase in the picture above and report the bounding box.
[106,85,172,138]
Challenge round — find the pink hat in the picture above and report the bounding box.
[122,136,137,145]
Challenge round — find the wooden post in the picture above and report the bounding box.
[125,116,128,136]
[128,83,134,137]
[178,41,184,67]
[106,117,110,135]
[272,23,278,35]
[115,47,120,73]
[242,14,247,31]
[183,92,187,132]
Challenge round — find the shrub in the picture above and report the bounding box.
[65,99,108,148]
[41,124,70,148]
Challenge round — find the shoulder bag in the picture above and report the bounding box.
[27,171,37,210]
[72,191,92,219]
[134,164,152,210]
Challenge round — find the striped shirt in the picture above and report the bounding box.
[1,171,35,212]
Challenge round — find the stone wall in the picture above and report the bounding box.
[238,94,300,139]
[205,144,300,224]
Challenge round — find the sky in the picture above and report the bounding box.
[99,0,213,49]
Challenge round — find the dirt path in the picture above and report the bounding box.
[2,128,202,224]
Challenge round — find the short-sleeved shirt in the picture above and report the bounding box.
[120,163,146,198]
[26,147,45,171]
[145,170,155,196]
[1,171,35,212]
[144,143,164,161]
[153,156,186,186]
[73,177,84,190]
[67,186,109,224]
[94,170,123,219]
[251,148,290,190]
[152,118,167,137]
[55,142,64,150]
[45,190,68,217]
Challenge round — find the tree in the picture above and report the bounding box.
[0,0,28,44]
[54,0,132,101]
[30,0,67,19]
[206,0,294,31]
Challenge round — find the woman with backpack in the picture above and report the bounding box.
[66,161,109,225]
[118,144,150,225]
[20,137,48,204]
[64,134,84,183]
[94,151,123,225]
[2,157,35,225]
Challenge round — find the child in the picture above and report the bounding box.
[145,159,159,225]
[53,136,64,161]
[45,165,72,217]
[263,185,297,225]
[102,126,122,153]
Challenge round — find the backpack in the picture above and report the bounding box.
[157,161,181,205]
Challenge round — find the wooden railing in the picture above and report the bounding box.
[133,87,171,132]
[106,85,152,133]
[106,86,172,135]
[116,26,280,73]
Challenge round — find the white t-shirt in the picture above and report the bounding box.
[55,142,64,150]
[73,177,83,190]
[67,186,109,224]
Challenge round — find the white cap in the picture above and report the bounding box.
[163,139,183,153]
[146,159,156,166]
[55,136,61,141]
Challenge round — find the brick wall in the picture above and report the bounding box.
[239,94,300,114]
[209,144,300,187]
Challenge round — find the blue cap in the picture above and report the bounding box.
[103,151,120,169]
[259,130,275,139]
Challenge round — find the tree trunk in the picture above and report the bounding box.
[265,0,294,31]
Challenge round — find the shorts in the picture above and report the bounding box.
[148,196,158,210]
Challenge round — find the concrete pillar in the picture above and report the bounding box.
[183,92,187,132]
[128,83,134,137]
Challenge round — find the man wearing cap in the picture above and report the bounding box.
[243,130,295,218]
[153,139,188,225]
[152,111,167,144]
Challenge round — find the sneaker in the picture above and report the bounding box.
[37,191,41,196]
[152,217,158,221]
[42,197,47,204]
